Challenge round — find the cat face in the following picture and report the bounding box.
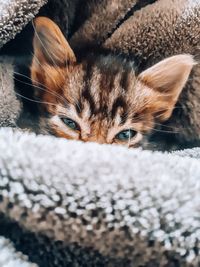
[31,17,195,147]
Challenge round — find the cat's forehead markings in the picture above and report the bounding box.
[113,112,122,126]
[81,101,91,120]
[86,67,101,105]
[65,65,85,87]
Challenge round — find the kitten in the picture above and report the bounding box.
[31,17,195,148]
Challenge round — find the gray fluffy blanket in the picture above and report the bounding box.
[0,128,200,267]
[0,0,47,48]
[0,0,200,267]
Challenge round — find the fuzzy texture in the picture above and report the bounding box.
[38,0,80,38]
[0,58,21,127]
[70,0,158,50]
[0,237,38,267]
[0,0,47,48]
[104,0,200,61]
[0,128,200,267]
[70,0,138,50]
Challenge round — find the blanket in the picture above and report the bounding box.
[0,0,47,49]
[0,0,200,266]
[0,58,21,127]
[0,128,200,267]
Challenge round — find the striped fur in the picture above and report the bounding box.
[31,17,195,148]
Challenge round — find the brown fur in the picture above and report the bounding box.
[70,0,200,145]
[31,17,195,148]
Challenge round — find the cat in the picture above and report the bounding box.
[30,17,195,148]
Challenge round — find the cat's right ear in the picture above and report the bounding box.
[32,16,76,67]
[137,54,195,121]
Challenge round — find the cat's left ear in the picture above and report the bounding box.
[32,16,76,67]
[138,54,196,121]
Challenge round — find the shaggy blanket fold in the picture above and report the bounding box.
[0,58,21,127]
[0,0,47,48]
[0,0,200,266]
[0,128,200,267]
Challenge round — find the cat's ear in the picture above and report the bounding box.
[32,16,76,67]
[138,54,196,121]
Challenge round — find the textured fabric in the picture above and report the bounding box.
[70,0,138,50]
[0,236,38,267]
[0,128,200,266]
[0,58,21,127]
[0,0,47,48]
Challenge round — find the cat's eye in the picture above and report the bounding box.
[115,129,137,141]
[61,118,79,131]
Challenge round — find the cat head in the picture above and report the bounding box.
[31,17,195,147]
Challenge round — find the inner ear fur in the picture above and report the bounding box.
[138,54,196,121]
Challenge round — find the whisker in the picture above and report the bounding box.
[13,71,68,105]
[32,21,58,67]
[0,71,40,131]
[132,105,185,122]
[153,107,183,120]
[15,91,65,109]
[154,121,189,131]
[128,128,131,147]
[32,20,67,81]
[145,126,180,134]
[14,70,50,90]
[31,51,68,96]
[152,122,174,128]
